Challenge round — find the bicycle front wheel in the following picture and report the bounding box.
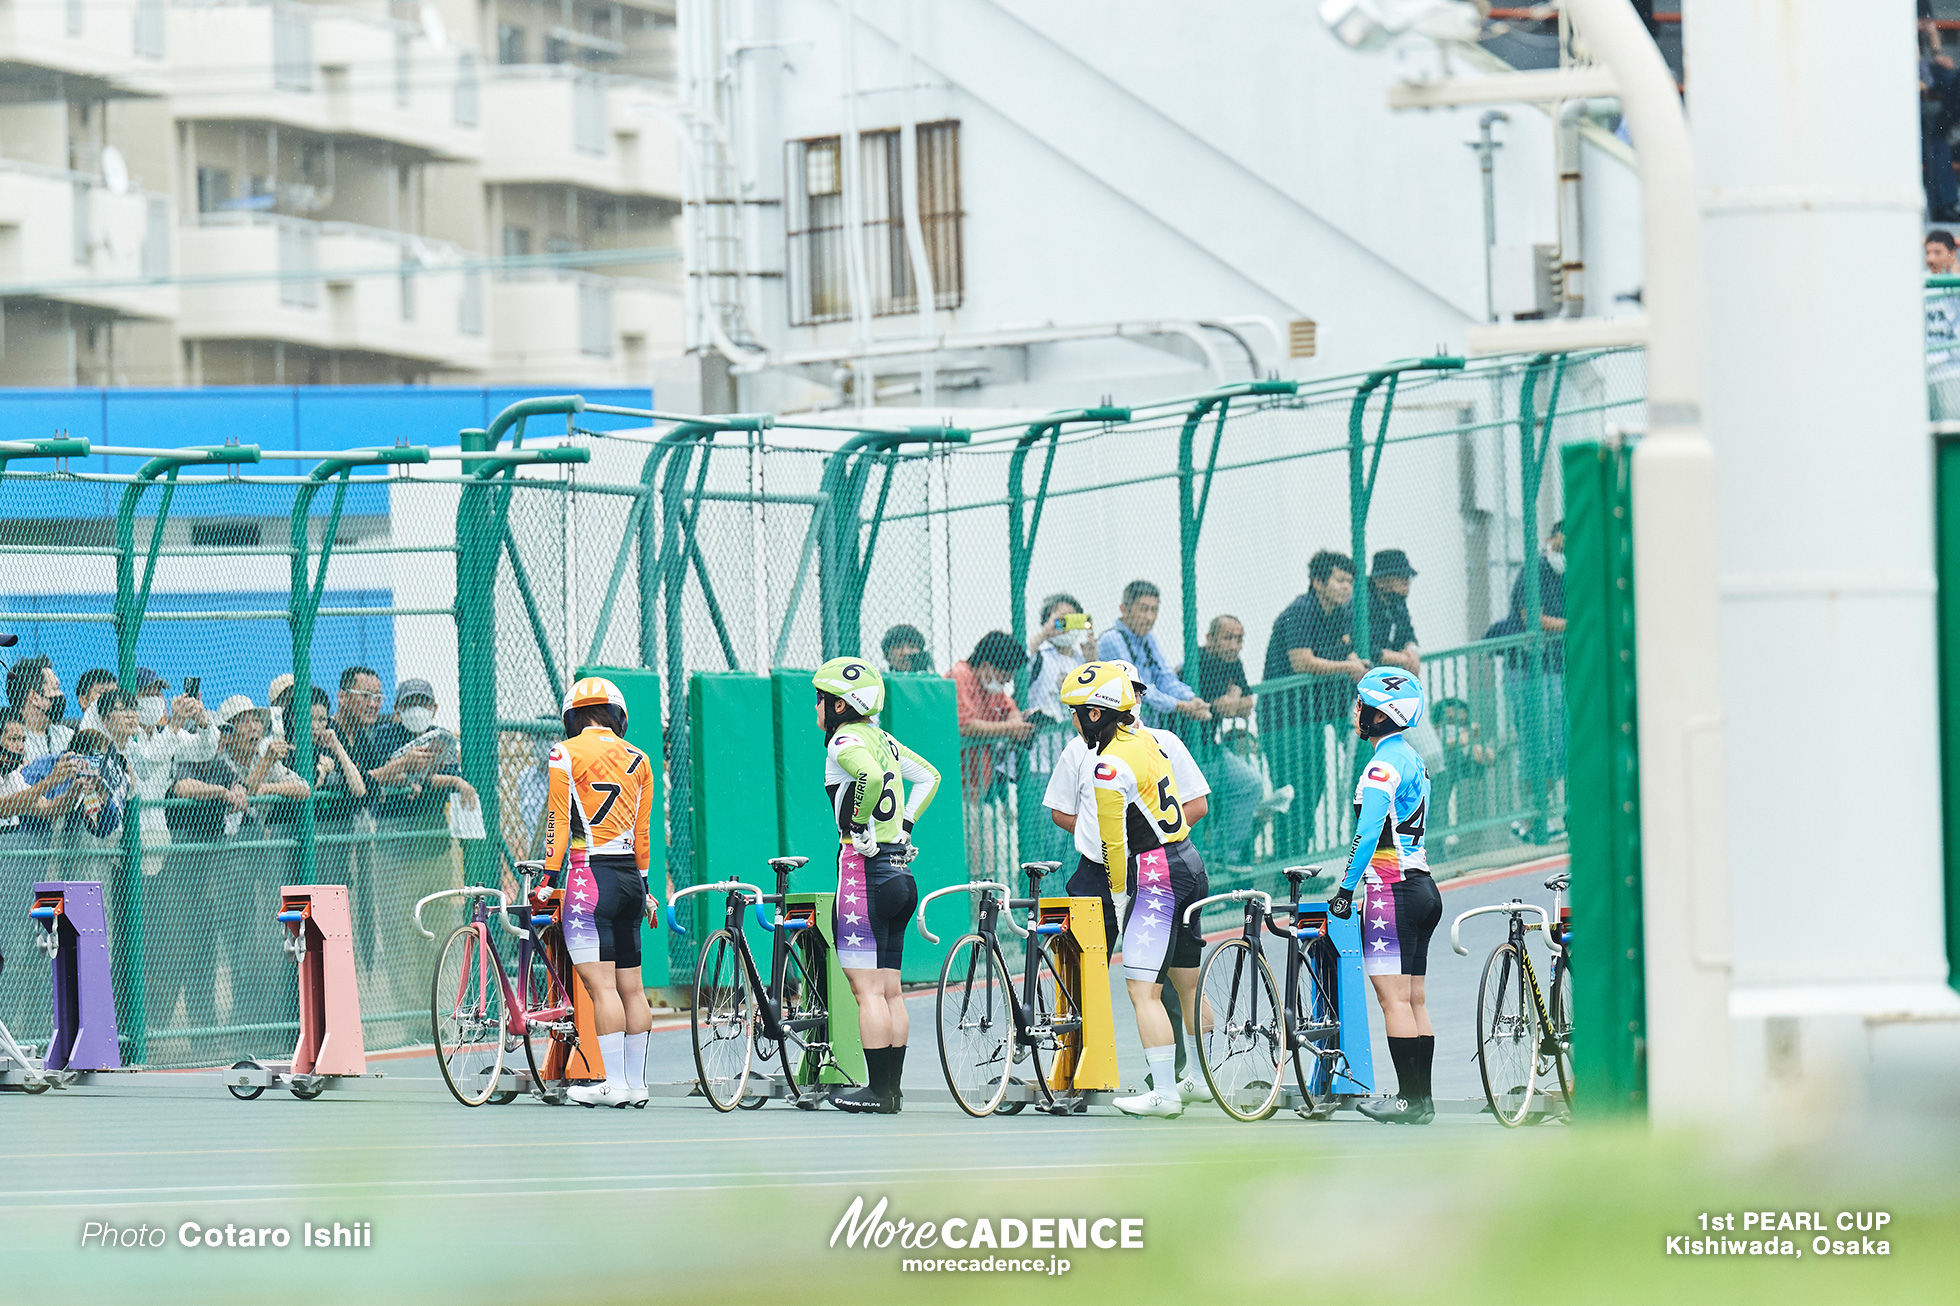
[1197,938,1283,1122]
[1549,955,1574,1112]
[937,934,1015,1118]
[1477,941,1540,1127]
[691,929,754,1112]
[432,924,506,1107]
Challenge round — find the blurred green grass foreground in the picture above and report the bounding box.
[31,1118,1960,1306]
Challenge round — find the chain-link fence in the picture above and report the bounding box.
[0,349,1642,1064]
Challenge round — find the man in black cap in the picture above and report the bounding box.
[1367,549,1421,673]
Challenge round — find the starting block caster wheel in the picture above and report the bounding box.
[488,1090,519,1106]
[289,1078,326,1101]
[995,1077,1027,1116]
[737,1092,769,1111]
[227,1061,266,1101]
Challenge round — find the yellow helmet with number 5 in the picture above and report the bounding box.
[1059,661,1137,714]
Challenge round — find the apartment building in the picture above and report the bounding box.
[0,0,682,387]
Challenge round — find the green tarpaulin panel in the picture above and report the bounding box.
[773,669,840,879]
[1561,441,1645,1118]
[881,673,967,982]
[1937,434,1960,998]
[576,666,666,988]
[688,672,777,964]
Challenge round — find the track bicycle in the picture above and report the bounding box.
[0,946,53,1094]
[918,860,1088,1118]
[673,854,853,1112]
[414,860,580,1107]
[1187,865,1361,1122]
[1450,870,1572,1126]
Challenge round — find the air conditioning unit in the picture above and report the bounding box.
[1288,317,1318,358]
[1491,242,1563,320]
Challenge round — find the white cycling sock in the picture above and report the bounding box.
[599,1031,626,1090]
[1144,1045,1175,1092]
[623,1031,648,1091]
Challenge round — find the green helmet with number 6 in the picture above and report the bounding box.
[813,656,885,717]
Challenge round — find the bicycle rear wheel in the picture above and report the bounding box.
[1549,955,1574,1113]
[431,924,505,1107]
[521,931,575,1097]
[1477,941,1539,1127]
[1290,935,1343,1116]
[936,935,1014,1118]
[777,928,830,1090]
[691,929,754,1112]
[1026,941,1083,1105]
[1197,938,1283,1122]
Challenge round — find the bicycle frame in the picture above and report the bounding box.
[749,862,841,1080]
[670,881,793,1046]
[1184,887,1349,1089]
[1450,898,1559,1057]
[415,873,574,1042]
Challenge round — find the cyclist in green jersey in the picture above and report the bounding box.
[813,657,942,1114]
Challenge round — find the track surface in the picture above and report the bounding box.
[0,861,1568,1301]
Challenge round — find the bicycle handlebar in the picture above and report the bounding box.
[413,886,509,940]
[916,881,1025,945]
[752,902,814,933]
[1450,900,1552,956]
[1181,888,1273,928]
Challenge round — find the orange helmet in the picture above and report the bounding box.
[563,676,627,734]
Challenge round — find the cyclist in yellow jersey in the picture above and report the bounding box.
[1062,662,1211,1119]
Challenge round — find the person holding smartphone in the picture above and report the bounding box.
[1018,593,1096,867]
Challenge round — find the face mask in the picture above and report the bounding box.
[1546,549,1567,576]
[399,706,436,734]
[0,748,20,775]
[138,696,166,727]
[981,676,1009,697]
[45,694,66,725]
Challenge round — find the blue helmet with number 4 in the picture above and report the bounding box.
[1356,666,1424,733]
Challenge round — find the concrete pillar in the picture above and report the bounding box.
[1689,0,1960,1111]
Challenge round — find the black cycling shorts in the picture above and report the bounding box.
[1360,872,1442,977]
[837,845,917,971]
[588,853,645,970]
[1119,839,1209,983]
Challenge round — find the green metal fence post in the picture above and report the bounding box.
[1004,408,1125,694]
[1176,382,1295,671]
[107,441,259,1061]
[1346,359,1462,683]
[1563,436,1645,1117]
[288,447,430,889]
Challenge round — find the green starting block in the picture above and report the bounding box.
[782,891,865,1088]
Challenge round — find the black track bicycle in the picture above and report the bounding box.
[1187,865,1362,1122]
[918,860,1087,1118]
[672,855,854,1111]
[1450,870,1572,1126]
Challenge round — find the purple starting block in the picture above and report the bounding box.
[29,881,122,1071]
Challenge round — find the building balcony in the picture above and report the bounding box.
[489,268,678,383]
[167,1,483,161]
[0,0,168,96]
[0,158,177,321]
[177,211,490,372]
[480,66,679,199]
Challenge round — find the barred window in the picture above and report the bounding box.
[786,121,963,327]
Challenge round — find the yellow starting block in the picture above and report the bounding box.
[1037,896,1117,1092]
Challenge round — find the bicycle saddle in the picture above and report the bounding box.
[769,856,810,871]
[1544,871,1569,892]
[1020,860,1062,879]
[514,859,546,874]
[1281,864,1323,883]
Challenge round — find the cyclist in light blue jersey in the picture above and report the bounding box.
[1328,667,1441,1125]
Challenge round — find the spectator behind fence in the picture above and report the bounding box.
[168,696,308,1058]
[369,677,472,1017]
[1263,550,1368,858]
[0,708,81,1020]
[12,729,123,853]
[7,655,72,762]
[1489,519,1568,803]
[1096,580,1210,729]
[948,632,1033,879]
[1181,615,1286,864]
[1367,549,1422,672]
[74,668,118,736]
[334,664,397,970]
[880,624,934,676]
[1928,231,1960,418]
[1018,593,1097,868]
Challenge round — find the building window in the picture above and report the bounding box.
[785,120,963,327]
[497,24,526,65]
